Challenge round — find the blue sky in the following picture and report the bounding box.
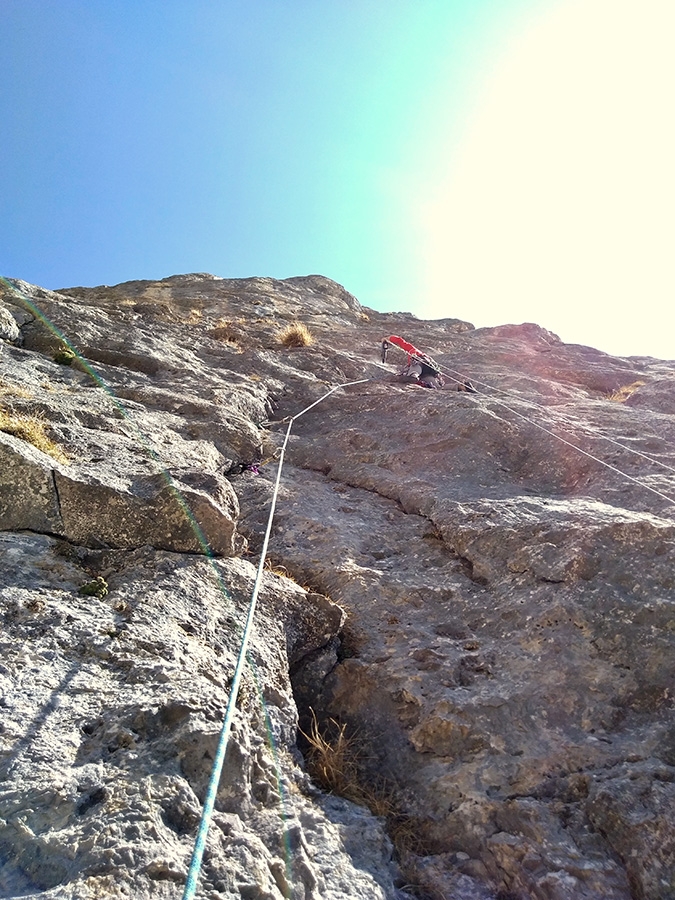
[2,0,674,358]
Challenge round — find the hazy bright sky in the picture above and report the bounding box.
[2,0,673,358]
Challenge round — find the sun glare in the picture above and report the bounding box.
[420,0,675,358]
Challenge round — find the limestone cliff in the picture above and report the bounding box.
[1,273,674,900]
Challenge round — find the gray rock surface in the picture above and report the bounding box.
[0,301,20,345]
[1,272,674,899]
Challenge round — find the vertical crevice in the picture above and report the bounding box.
[51,468,64,527]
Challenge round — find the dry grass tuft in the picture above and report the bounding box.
[264,561,296,580]
[278,321,314,348]
[209,317,242,347]
[302,711,365,800]
[0,378,32,399]
[607,380,646,402]
[301,711,429,857]
[184,307,203,325]
[0,407,69,464]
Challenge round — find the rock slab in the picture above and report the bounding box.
[1,272,674,899]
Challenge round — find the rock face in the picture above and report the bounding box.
[1,273,674,900]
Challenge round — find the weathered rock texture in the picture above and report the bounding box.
[1,273,674,900]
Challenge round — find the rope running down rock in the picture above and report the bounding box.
[181,378,369,900]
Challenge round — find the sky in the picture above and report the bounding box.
[2,0,674,359]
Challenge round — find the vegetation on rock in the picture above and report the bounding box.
[0,405,69,463]
[278,320,314,347]
[607,379,646,401]
[79,576,109,598]
[53,343,76,365]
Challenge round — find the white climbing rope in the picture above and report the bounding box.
[481,393,675,506]
[182,378,369,900]
[432,360,675,508]
[328,345,675,507]
[435,356,675,469]
[555,412,675,477]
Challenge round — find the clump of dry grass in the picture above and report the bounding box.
[0,378,32,399]
[264,560,299,582]
[607,380,646,402]
[0,407,69,464]
[301,711,428,857]
[278,321,314,348]
[209,317,242,347]
[302,711,366,800]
